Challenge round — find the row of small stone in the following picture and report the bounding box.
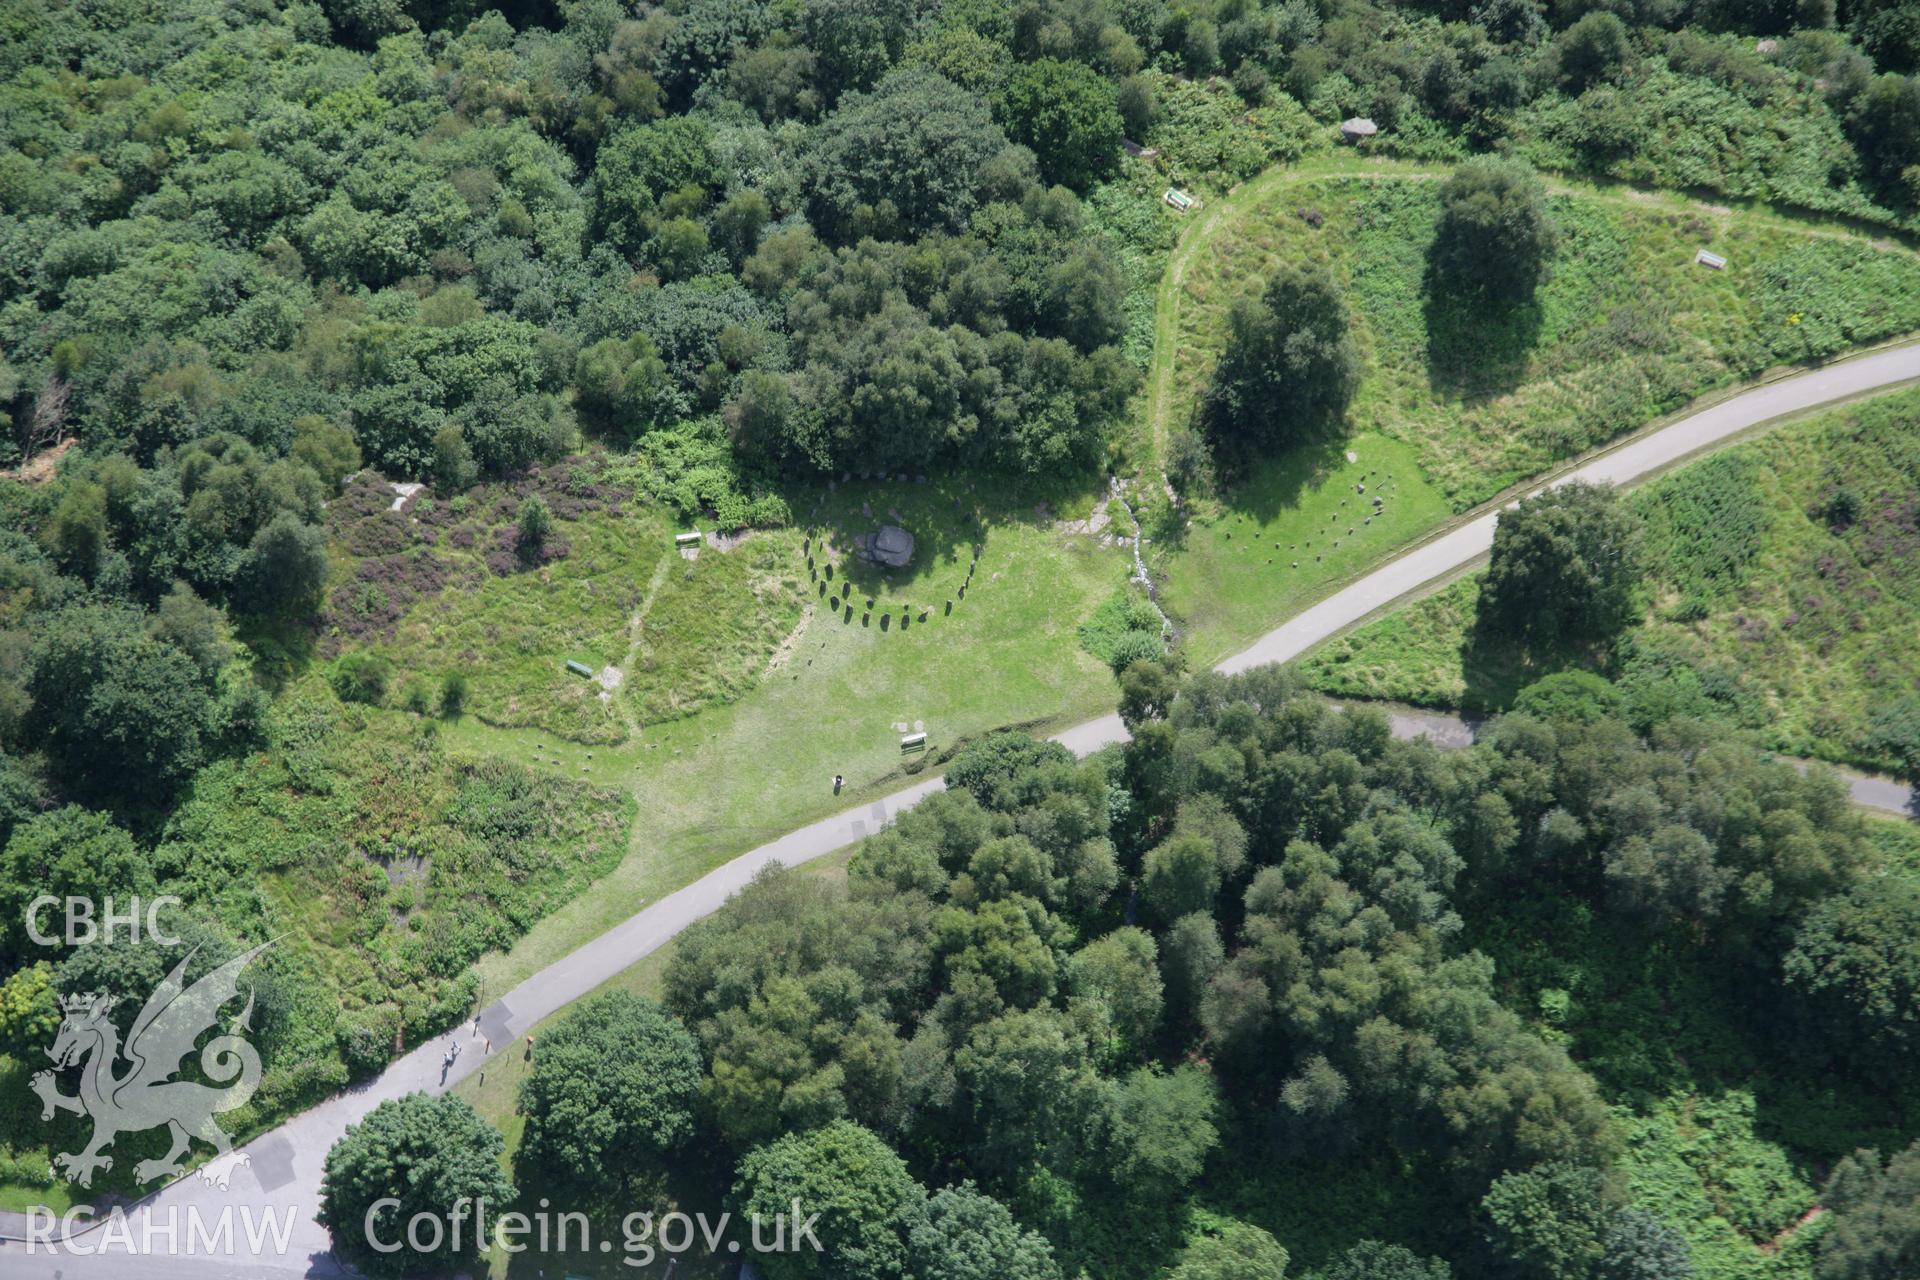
[803,532,982,629]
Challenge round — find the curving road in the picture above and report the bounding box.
[4,341,1917,1278]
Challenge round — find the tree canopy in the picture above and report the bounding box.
[318,1092,516,1279]
[1478,482,1643,653]
[1202,265,1360,455]
[1429,158,1558,306]
[516,991,704,1194]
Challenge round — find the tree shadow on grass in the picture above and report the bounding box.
[1458,623,1580,715]
[1200,1113,1477,1272]
[235,613,318,692]
[1422,274,1545,404]
[787,468,1084,613]
[1215,435,1356,527]
[501,1145,736,1276]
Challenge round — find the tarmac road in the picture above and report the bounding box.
[4,341,1916,1277]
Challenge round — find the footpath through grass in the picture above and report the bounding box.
[415,473,1129,1000]
[1144,156,1920,662]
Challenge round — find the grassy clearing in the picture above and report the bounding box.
[1160,432,1452,662]
[1296,574,1494,709]
[1298,388,1920,772]
[1155,159,1920,511]
[1144,156,1920,669]
[440,471,1128,1001]
[319,462,662,745]
[624,536,807,726]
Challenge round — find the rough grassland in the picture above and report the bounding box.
[320,461,659,745]
[1159,162,1920,510]
[1148,157,1920,666]
[1299,388,1920,774]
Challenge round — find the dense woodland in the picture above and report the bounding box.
[5,0,1920,1269]
[349,666,1920,1278]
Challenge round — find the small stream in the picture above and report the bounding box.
[1109,476,1174,636]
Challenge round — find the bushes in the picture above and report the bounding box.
[330,652,393,705]
[1634,451,1768,610]
[1142,72,1321,183]
[1078,588,1167,673]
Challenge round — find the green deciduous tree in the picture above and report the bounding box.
[908,1182,1063,1280]
[317,1093,516,1279]
[1785,877,1920,1060]
[807,68,1012,240]
[1480,1162,1614,1280]
[0,807,155,959]
[1818,1141,1920,1280]
[1068,927,1164,1059]
[239,511,329,617]
[1102,1063,1220,1202]
[1847,75,1920,205]
[1143,834,1222,922]
[1170,1221,1291,1280]
[516,495,552,563]
[574,333,671,436]
[1597,1210,1693,1280]
[1553,13,1633,92]
[26,604,223,803]
[1430,158,1558,306]
[1322,1240,1454,1280]
[997,59,1124,190]
[1203,265,1359,454]
[592,117,717,257]
[517,991,703,1195]
[664,865,932,1147]
[732,1120,924,1280]
[953,1007,1103,1181]
[1478,482,1642,652]
[291,417,361,494]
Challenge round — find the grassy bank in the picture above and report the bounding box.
[1299,387,1920,774]
[1146,156,1920,661]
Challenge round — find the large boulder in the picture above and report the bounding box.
[855,525,915,568]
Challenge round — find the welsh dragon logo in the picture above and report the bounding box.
[31,943,269,1191]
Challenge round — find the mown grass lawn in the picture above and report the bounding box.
[1159,432,1453,663]
[431,471,1128,1000]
